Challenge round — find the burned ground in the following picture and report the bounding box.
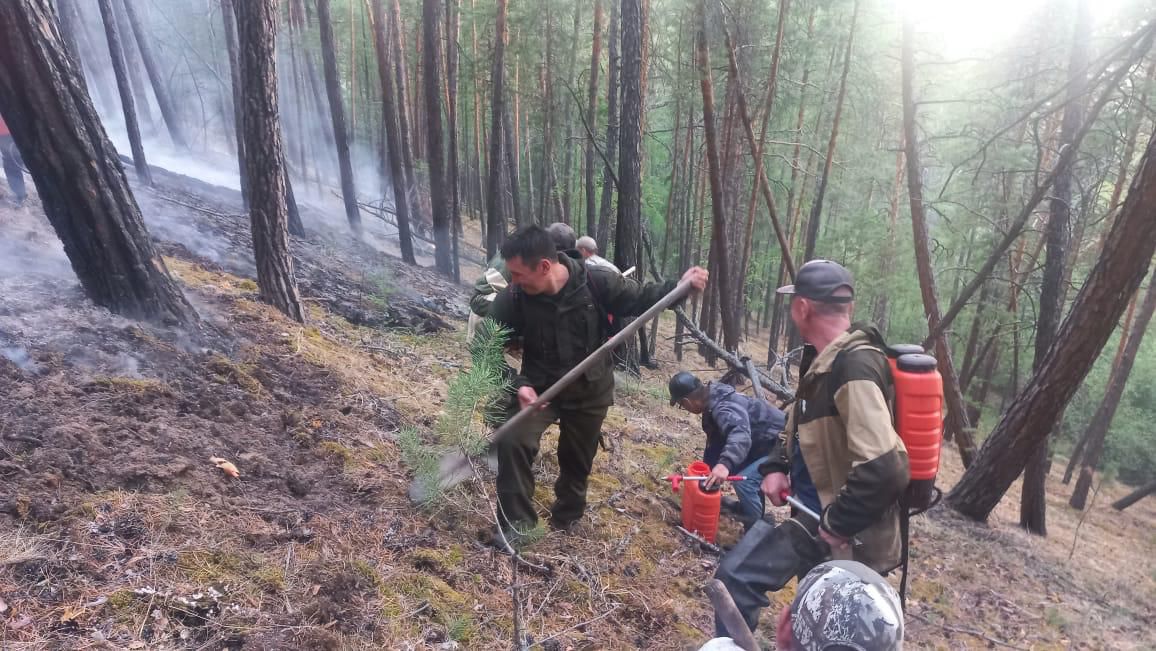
[1,172,1154,649]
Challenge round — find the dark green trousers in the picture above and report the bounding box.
[495,404,608,530]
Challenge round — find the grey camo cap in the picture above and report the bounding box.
[790,561,904,651]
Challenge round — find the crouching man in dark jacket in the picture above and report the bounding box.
[669,372,787,527]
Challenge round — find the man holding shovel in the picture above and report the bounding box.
[489,225,708,541]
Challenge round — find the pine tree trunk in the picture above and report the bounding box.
[1069,271,1156,509]
[596,0,620,249]
[470,0,485,237]
[235,0,305,322]
[317,0,364,235]
[447,0,462,281]
[422,0,453,275]
[583,0,604,237]
[371,0,416,264]
[485,0,510,257]
[614,0,644,272]
[696,0,737,351]
[560,0,581,226]
[947,122,1156,522]
[120,0,187,148]
[801,0,857,264]
[390,0,419,221]
[96,0,151,185]
[1020,0,1090,535]
[901,14,977,467]
[221,0,250,207]
[112,0,153,129]
[0,0,194,324]
[872,142,904,332]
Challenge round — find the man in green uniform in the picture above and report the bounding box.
[489,225,708,537]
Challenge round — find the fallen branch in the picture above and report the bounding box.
[676,525,722,555]
[535,603,622,647]
[638,228,794,402]
[144,188,239,219]
[908,611,1028,650]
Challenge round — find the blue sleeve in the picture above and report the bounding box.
[713,398,753,471]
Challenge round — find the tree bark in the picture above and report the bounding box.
[1112,478,1156,510]
[221,0,249,207]
[112,0,152,130]
[235,0,305,322]
[447,0,462,281]
[696,0,738,351]
[390,0,419,220]
[316,0,364,235]
[485,0,510,257]
[0,0,194,324]
[560,0,581,226]
[596,0,620,249]
[1020,0,1090,534]
[947,129,1156,522]
[96,0,151,185]
[422,0,453,275]
[800,0,857,264]
[371,0,416,264]
[1069,272,1156,509]
[584,0,604,237]
[901,14,977,467]
[120,0,187,148]
[614,0,644,272]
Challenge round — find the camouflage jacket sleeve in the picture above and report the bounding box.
[821,351,911,539]
[592,267,680,316]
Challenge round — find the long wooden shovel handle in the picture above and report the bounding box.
[489,279,693,446]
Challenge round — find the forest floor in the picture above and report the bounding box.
[0,170,1154,650]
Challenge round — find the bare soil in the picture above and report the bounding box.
[0,172,1153,650]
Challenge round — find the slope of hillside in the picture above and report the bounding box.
[1,176,1154,650]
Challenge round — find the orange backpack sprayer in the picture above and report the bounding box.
[884,343,944,607]
[665,460,746,543]
[885,345,944,510]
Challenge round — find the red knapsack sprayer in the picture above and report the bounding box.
[665,461,745,543]
[885,344,944,510]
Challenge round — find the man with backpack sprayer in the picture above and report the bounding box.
[713,259,912,638]
[488,225,708,542]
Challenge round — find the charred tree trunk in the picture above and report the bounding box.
[596,0,620,249]
[1020,0,1090,535]
[696,0,738,351]
[422,0,453,276]
[0,0,193,324]
[901,14,977,467]
[371,0,416,264]
[947,131,1156,522]
[96,0,151,185]
[614,0,643,272]
[1069,272,1156,509]
[235,0,305,322]
[801,0,856,264]
[121,0,187,148]
[485,0,510,257]
[1113,478,1156,510]
[112,0,152,129]
[221,0,249,208]
[584,0,603,237]
[317,0,364,235]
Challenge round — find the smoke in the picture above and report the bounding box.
[1,346,40,374]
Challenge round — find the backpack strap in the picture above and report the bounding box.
[584,268,616,340]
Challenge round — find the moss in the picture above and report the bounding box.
[394,572,470,616]
[89,377,168,393]
[237,279,259,292]
[253,565,286,593]
[409,546,465,573]
[318,441,354,465]
[350,558,382,590]
[178,549,255,585]
[205,355,263,394]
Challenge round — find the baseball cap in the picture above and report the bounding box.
[777,260,855,303]
[668,371,703,406]
[790,560,904,650]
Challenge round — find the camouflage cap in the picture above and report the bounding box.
[790,560,904,651]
